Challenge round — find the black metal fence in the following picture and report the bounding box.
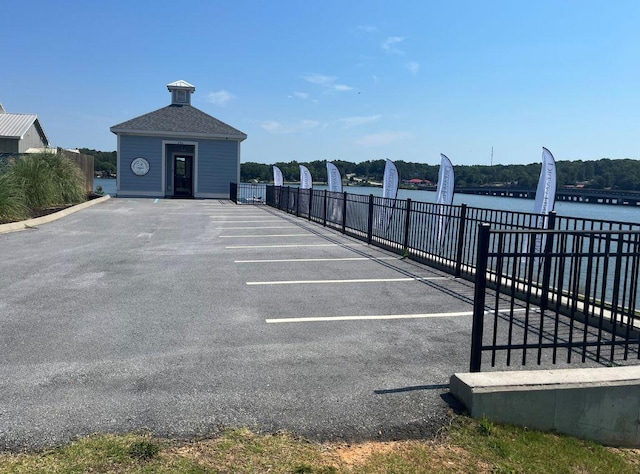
[258,184,640,278]
[471,226,640,371]
[230,182,266,204]
[232,183,640,371]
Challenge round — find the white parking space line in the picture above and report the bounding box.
[266,311,473,323]
[211,216,282,224]
[226,243,367,249]
[235,257,398,263]
[216,226,297,230]
[220,234,313,238]
[247,276,449,285]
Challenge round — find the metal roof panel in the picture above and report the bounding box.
[0,113,38,139]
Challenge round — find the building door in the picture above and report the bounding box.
[174,155,193,197]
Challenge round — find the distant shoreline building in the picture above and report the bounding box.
[110,80,247,199]
[0,102,50,154]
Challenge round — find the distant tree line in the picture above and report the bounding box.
[79,147,640,190]
[241,158,640,191]
[81,148,117,177]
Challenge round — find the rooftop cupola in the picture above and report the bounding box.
[167,80,195,106]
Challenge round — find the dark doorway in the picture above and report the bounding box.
[174,155,193,197]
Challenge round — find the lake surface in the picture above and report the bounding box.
[94,178,639,225]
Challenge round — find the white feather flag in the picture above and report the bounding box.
[532,147,557,254]
[435,154,455,242]
[326,162,343,193]
[273,166,283,186]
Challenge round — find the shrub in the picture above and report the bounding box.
[46,153,85,205]
[8,153,86,212]
[8,154,57,210]
[0,170,29,223]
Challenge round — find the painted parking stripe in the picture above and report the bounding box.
[226,243,367,249]
[235,257,398,263]
[247,276,449,285]
[220,234,313,238]
[216,225,297,230]
[215,220,285,223]
[266,311,473,323]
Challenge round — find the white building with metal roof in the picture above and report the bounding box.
[0,103,49,154]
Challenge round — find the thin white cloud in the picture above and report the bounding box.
[357,25,377,33]
[355,131,411,147]
[290,91,309,99]
[303,73,352,92]
[207,90,234,105]
[382,36,406,55]
[339,114,382,129]
[407,62,420,75]
[260,119,320,135]
[303,73,337,86]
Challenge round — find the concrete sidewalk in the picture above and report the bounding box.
[0,198,479,450]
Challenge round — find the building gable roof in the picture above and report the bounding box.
[110,104,247,141]
[0,113,49,145]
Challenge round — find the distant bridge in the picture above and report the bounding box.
[453,186,640,206]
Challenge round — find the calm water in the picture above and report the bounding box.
[94,178,639,225]
[94,178,117,195]
[323,184,640,224]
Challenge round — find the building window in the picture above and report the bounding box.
[175,90,187,103]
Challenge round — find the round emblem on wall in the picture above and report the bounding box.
[131,157,150,176]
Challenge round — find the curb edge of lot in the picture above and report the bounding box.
[0,195,111,235]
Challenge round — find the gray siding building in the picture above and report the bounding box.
[110,81,246,199]
[0,103,50,153]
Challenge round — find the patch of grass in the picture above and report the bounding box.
[447,416,640,473]
[0,418,639,473]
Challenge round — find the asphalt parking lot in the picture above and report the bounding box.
[0,198,478,450]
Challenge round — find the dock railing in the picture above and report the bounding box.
[471,225,640,372]
[233,183,640,371]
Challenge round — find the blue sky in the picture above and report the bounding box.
[2,1,639,166]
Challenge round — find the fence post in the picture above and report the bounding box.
[403,199,412,253]
[455,203,468,277]
[341,192,347,234]
[308,188,313,221]
[296,187,301,217]
[540,211,556,311]
[367,194,374,244]
[323,190,328,227]
[470,223,491,372]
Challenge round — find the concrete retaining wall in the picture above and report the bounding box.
[450,366,640,447]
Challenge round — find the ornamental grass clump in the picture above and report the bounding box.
[0,169,29,224]
[9,153,59,210]
[0,152,86,222]
[46,153,85,205]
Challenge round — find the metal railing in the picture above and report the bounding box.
[232,183,640,371]
[471,226,640,371]
[230,182,266,204]
[256,184,640,279]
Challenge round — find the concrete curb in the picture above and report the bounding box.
[450,366,640,447]
[0,195,111,235]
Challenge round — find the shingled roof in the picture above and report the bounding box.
[110,104,247,140]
